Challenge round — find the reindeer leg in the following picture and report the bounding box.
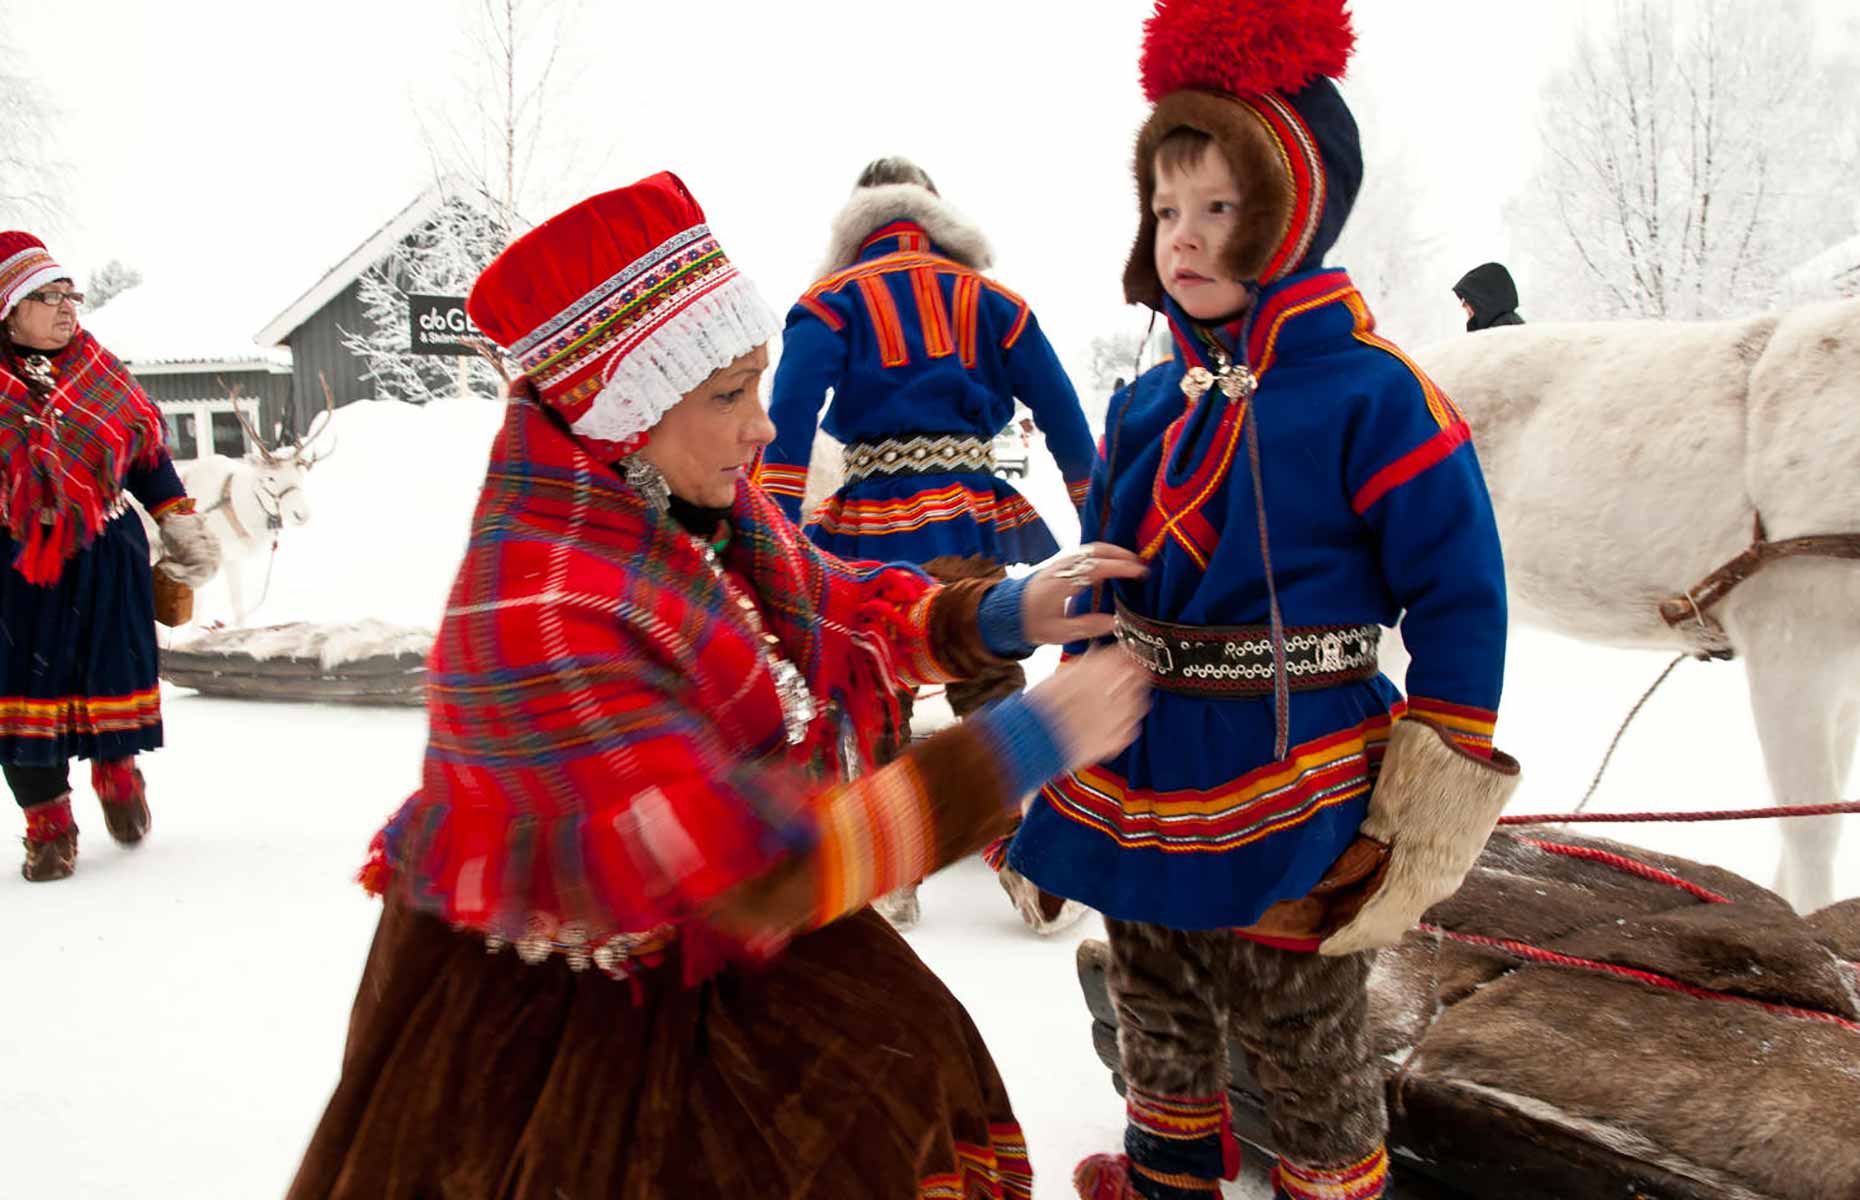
[1743,629,1845,913]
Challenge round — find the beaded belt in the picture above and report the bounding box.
[1114,602,1380,697]
[843,435,995,486]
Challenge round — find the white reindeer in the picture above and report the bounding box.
[1413,297,1860,912]
[161,400,335,626]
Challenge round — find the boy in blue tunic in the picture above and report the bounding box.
[1020,5,1523,1199]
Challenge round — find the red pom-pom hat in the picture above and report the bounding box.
[1123,0,1364,305]
[468,172,780,458]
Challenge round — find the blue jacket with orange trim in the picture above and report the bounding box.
[1007,268,1509,930]
[758,199,1096,535]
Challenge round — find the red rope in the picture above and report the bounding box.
[1417,924,1860,1035]
[1511,837,1731,905]
[1500,800,1860,826]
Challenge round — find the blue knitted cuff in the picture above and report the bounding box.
[978,574,1035,659]
[971,691,1066,803]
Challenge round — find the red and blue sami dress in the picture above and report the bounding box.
[1008,270,1509,930]
[759,220,1097,565]
[0,332,185,767]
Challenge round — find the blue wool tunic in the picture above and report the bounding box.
[759,221,1097,566]
[1008,269,1509,930]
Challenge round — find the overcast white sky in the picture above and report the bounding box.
[6,1,1853,365]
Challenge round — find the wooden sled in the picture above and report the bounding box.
[160,620,430,707]
[1078,829,1860,1200]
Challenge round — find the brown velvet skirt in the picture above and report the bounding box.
[288,901,1031,1200]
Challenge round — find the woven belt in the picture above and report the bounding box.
[1114,602,1380,697]
[843,435,994,486]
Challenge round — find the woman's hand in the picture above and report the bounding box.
[1023,646,1151,770]
[1020,543,1147,646]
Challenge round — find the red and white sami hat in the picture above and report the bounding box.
[0,231,73,321]
[468,171,780,457]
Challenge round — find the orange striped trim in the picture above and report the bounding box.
[812,483,1044,538]
[855,275,910,367]
[813,251,955,294]
[1272,1145,1389,1200]
[1406,698,1497,755]
[1254,281,1361,374]
[1136,399,1249,568]
[985,279,1032,348]
[148,495,193,520]
[753,461,807,499]
[0,687,163,739]
[911,267,955,359]
[1344,292,1461,430]
[1066,478,1090,506]
[796,293,843,331]
[952,274,982,367]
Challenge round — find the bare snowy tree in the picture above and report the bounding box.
[0,16,63,228]
[84,259,142,312]
[340,0,596,405]
[1511,0,1860,320]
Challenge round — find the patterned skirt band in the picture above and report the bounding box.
[843,435,995,486]
[1113,602,1381,697]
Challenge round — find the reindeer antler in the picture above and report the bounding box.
[225,383,281,462]
[294,372,339,468]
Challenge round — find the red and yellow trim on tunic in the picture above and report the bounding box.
[811,483,1045,539]
[797,293,844,331]
[1271,1145,1390,1200]
[911,267,956,359]
[1042,710,1398,854]
[0,686,163,740]
[147,495,194,521]
[952,274,983,368]
[856,275,911,368]
[861,219,930,256]
[919,1124,1034,1200]
[984,279,1032,349]
[1066,478,1091,507]
[1135,394,1249,570]
[1341,288,1474,514]
[753,461,807,501]
[1406,697,1496,757]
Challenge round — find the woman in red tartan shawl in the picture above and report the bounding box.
[287,173,1149,1200]
[0,231,220,881]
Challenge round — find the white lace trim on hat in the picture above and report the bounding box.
[569,270,780,445]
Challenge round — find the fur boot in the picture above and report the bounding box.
[873,881,921,931]
[21,792,77,881]
[997,864,1089,935]
[1319,718,1520,955]
[92,758,150,846]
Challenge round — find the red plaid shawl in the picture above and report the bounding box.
[0,330,168,583]
[366,398,959,964]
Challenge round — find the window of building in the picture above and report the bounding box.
[158,398,261,462]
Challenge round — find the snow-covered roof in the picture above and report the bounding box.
[1786,231,1860,300]
[80,279,291,374]
[253,177,467,348]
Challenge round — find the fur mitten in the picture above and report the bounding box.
[1318,719,1520,956]
[156,510,222,587]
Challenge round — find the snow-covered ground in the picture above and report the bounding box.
[4,399,1856,1197]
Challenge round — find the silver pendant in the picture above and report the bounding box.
[767,654,816,745]
[620,455,670,513]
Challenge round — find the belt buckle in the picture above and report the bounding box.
[1115,620,1173,675]
[1319,632,1345,672]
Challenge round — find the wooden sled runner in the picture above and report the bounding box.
[160,620,431,707]
[1078,829,1860,1200]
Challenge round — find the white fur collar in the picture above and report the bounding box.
[817,184,995,277]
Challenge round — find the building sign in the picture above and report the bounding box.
[408,293,483,357]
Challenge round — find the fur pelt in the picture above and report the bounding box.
[816,184,994,278]
[155,510,222,587]
[1319,719,1520,956]
[1123,89,1295,309]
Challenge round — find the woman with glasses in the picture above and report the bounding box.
[0,231,221,881]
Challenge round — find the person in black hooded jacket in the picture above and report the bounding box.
[1453,261,1525,330]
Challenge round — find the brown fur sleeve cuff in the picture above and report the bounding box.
[924,578,1007,682]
